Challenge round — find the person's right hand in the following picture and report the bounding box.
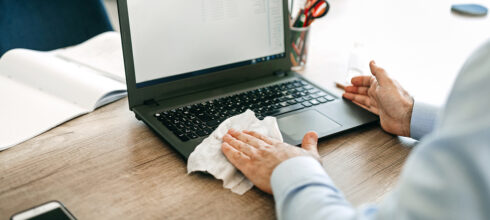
[342,61,414,137]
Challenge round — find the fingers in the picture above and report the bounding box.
[301,131,318,153]
[342,93,372,107]
[344,86,369,95]
[351,75,375,87]
[350,60,391,88]
[352,100,380,115]
[343,92,379,115]
[369,61,391,86]
[242,130,280,145]
[221,142,250,169]
[228,129,268,149]
[223,134,257,157]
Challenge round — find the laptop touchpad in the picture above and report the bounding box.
[277,110,341,141]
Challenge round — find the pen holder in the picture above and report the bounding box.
[290,26,310,70]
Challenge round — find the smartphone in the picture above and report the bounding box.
[10,201,76,220]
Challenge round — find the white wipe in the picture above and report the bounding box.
[187,110,283,195]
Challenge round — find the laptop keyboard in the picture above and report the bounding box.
[153,79,335,142]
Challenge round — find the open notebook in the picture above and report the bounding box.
[0,32,126,151]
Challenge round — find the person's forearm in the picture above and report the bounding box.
[410,101,439,140]
[271,157,377,220]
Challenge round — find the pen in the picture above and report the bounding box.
[292,9,306,27]
[335,82,347,90]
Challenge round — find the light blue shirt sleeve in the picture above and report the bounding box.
[271,156,377,220]
[410,101,439,140]
[271,39,490,220]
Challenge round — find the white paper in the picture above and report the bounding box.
[0,76,87,151]
[55,31,125,83]
[187,110,283,195]
[0,33,127,151]
[0,49,125,110]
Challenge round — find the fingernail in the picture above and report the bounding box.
[307,131,317,137]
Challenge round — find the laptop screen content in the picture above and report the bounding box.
[127,0,286,88]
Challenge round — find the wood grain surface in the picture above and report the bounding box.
[0,98,414,219]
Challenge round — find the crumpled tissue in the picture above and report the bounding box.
[187,110,283,195]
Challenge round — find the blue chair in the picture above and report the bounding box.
[0,0,113,56]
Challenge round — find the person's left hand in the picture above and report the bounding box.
[221,129,320,194]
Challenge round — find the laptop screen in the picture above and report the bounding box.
[127,0,286,88]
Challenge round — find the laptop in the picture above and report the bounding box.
[117,0,377,159]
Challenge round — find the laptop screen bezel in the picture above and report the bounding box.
[117,0,292,109]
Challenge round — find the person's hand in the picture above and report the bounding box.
[221,129,319,194]
[343,61,414,137]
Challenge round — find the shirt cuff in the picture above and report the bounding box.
[271,156,337,200]
[410,100,438,140]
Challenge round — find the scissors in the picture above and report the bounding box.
[303,0,330,27]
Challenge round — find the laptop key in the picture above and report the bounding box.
[325,95,335,101]
[196,112,214,122]
[189,132,199,139]
[196,130,207,137]
[167,125,179,133]
[176,124,186,130]
[204,128,213,135]
[287,100,297,105]
[304,95,313,101]
[206,119,221,127]
[317,97,328,103]
[311,93,320,98]
[308,88,320,94]
[176,133,189,142]
[317,92,327,97]
[302,101,312,107]
[310,99,320,105]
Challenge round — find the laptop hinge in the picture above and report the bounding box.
[274,70,287,77]
[143,99,159,107]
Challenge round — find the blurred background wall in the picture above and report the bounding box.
[103,0,119,31]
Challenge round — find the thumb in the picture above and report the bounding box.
[301,131,319,153]
[369,60,390,86]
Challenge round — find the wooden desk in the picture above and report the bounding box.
[0,0,427,218]
[0,97,414,219]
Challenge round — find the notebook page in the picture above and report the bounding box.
[0,75,87,151]
[55,31,126,83]
[0,49,125,111]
